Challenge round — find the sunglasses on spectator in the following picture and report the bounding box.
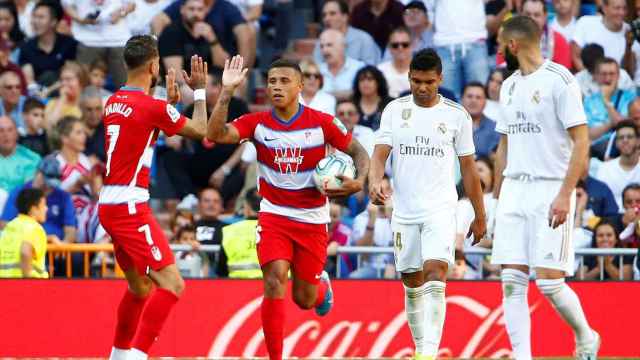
[303,72,321,80]
[338,110,357,117]
[390,42,410,49]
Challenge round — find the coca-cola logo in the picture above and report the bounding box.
[208,295,542,358]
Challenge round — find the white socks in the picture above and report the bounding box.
[109,347,129,360]
[128,348,148,360]
[404,281,447,357]
[536,278,594,346]
[501,269,532,360]
[404,283,427,354]
[423,281,446,357]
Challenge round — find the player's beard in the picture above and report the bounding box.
[504,47,520,72]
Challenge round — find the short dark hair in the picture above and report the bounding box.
[245,188,261,213]
[410,48,442,74]
[594,57,619,73]
[615,119,639,136]
[51,116,82,149]
[336,98,357,109]
[522,0,547,12]
[123,35,159,70]
[324,0,349,15]
[501,15,541,43]
[22,97,44,114]
[175,225,196,242]
[591,218,619,247]
[623,183,640,203]
[34,0,63,22]
[462,81,487,97]
[268,58,302,75]
[16,188,45,215]
[581,43,605,73]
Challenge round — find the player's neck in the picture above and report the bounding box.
[124,75,151,95]
[518,51,545,76]
[413,94,440,108]
[273,102,301,122]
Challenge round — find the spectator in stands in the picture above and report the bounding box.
[353,66,392,131]
[62,0,135,88]
[433,0,490,99]
[18,97,48,156]
[336,99,375,156]
[80,88,105,163]
[0,70,27,130]
[228,0,262,28]
[170,206,195,235]
[378,27,411,98]
[461,81,500,157]
[313,0,381,66]
[350,179,395,279]
[575,43,636,98]
[585,58,636,160]
[0,187,48,278]
[19,0,77,89]
[221,188,262,279]
[350,0,404,52]
[299,58,336,115]
[484,68,508,125]
[127,0,174,35]
[571,0,632,71]
[628,97,640,130]
[0,2,25,52]
[51,116,94,213]
[1,154,76,244]
[326,202,353,277]
[448,250,467,280]
[86,60,112,101]
[194,187,225,276]
[318,28,365,98]
[158,0,227,81]
[183,72,248,199]
[15,0,37,38]
[485,0,514,66]
[402,1,433,56]
[0,115,40,193]
[44,61,87,127]
[612,183,640,248]
[173,225,204,278]
[152,0,255,69]
[573,169,620,229]
[595,121,640,210]
[0,39,27,93]
[551,0,577,41]
[579,219,633,280]
[518,0,572,70]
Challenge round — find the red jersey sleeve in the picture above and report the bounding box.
[148,99,187,136]
[230,112,261,140]
[321,114,352,152]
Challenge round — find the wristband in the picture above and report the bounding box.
[194,88,206,102]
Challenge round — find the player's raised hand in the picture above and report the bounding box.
[548,192,570,229]
[182,55,208,90]
[165,68,181,105]
[325,175,363,199]
[368,179,389,205]
[222,55,248,90]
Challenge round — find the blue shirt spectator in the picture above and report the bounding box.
[584,176,619,217]
[0,70,27,130]
[462,82,499,157]
[319,54,365,94]
[0,116,40,193]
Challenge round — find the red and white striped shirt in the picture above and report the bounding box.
[231,105,352,224]
[57,152,92,211]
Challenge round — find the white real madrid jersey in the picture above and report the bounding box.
[497,60,586,179]
[376,95,475,224]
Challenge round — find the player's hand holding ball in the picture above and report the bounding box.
[314,154,361,198]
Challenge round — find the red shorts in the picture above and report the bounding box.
[257,212,328,284]
[98,203,174,275]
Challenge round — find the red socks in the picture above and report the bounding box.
[314,281,327,308]
[113,290,149,349]
[131,288,179,353]
[261,298,285,360]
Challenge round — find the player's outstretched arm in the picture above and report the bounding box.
[325,138,370,198]
[459,154,487,245]
[549,124,589,228]
[368,144,391,205]
[177,55,208,139]
[206,55,248,144]
[492,134,508,200]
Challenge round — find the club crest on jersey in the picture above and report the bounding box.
[274,146,304,174]
[438,123,447,134]
[402,108,412,120]
[532,90,541,104]
[304,131,313,144]
[332,117,348,135]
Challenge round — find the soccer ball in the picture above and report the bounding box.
[313,154,356,194]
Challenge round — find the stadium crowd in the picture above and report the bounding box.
[0,0,639,280]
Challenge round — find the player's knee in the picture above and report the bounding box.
[263,273,287,296]
[292,290,315,310]
[129,277,153,297]
[423,262,448,282]
[501,269,529,300]
[172,276,186,296]
[535,278,564,298]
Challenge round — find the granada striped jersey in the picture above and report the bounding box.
[99,87,187,207]
[231,105,352,224]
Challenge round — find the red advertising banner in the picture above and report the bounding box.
[0,280,635,357]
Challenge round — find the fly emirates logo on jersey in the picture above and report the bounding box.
[507,111,542,134]
[399,135,445,158]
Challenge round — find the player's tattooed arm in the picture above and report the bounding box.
[325,138,370,198]
[206,55,247,144]
[459,154,487,245]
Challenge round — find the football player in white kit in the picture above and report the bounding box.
[492,16,600,359]
[369,49,487,360]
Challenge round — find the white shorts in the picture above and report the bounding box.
[392,210,456,273]
[492,177,575,275]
